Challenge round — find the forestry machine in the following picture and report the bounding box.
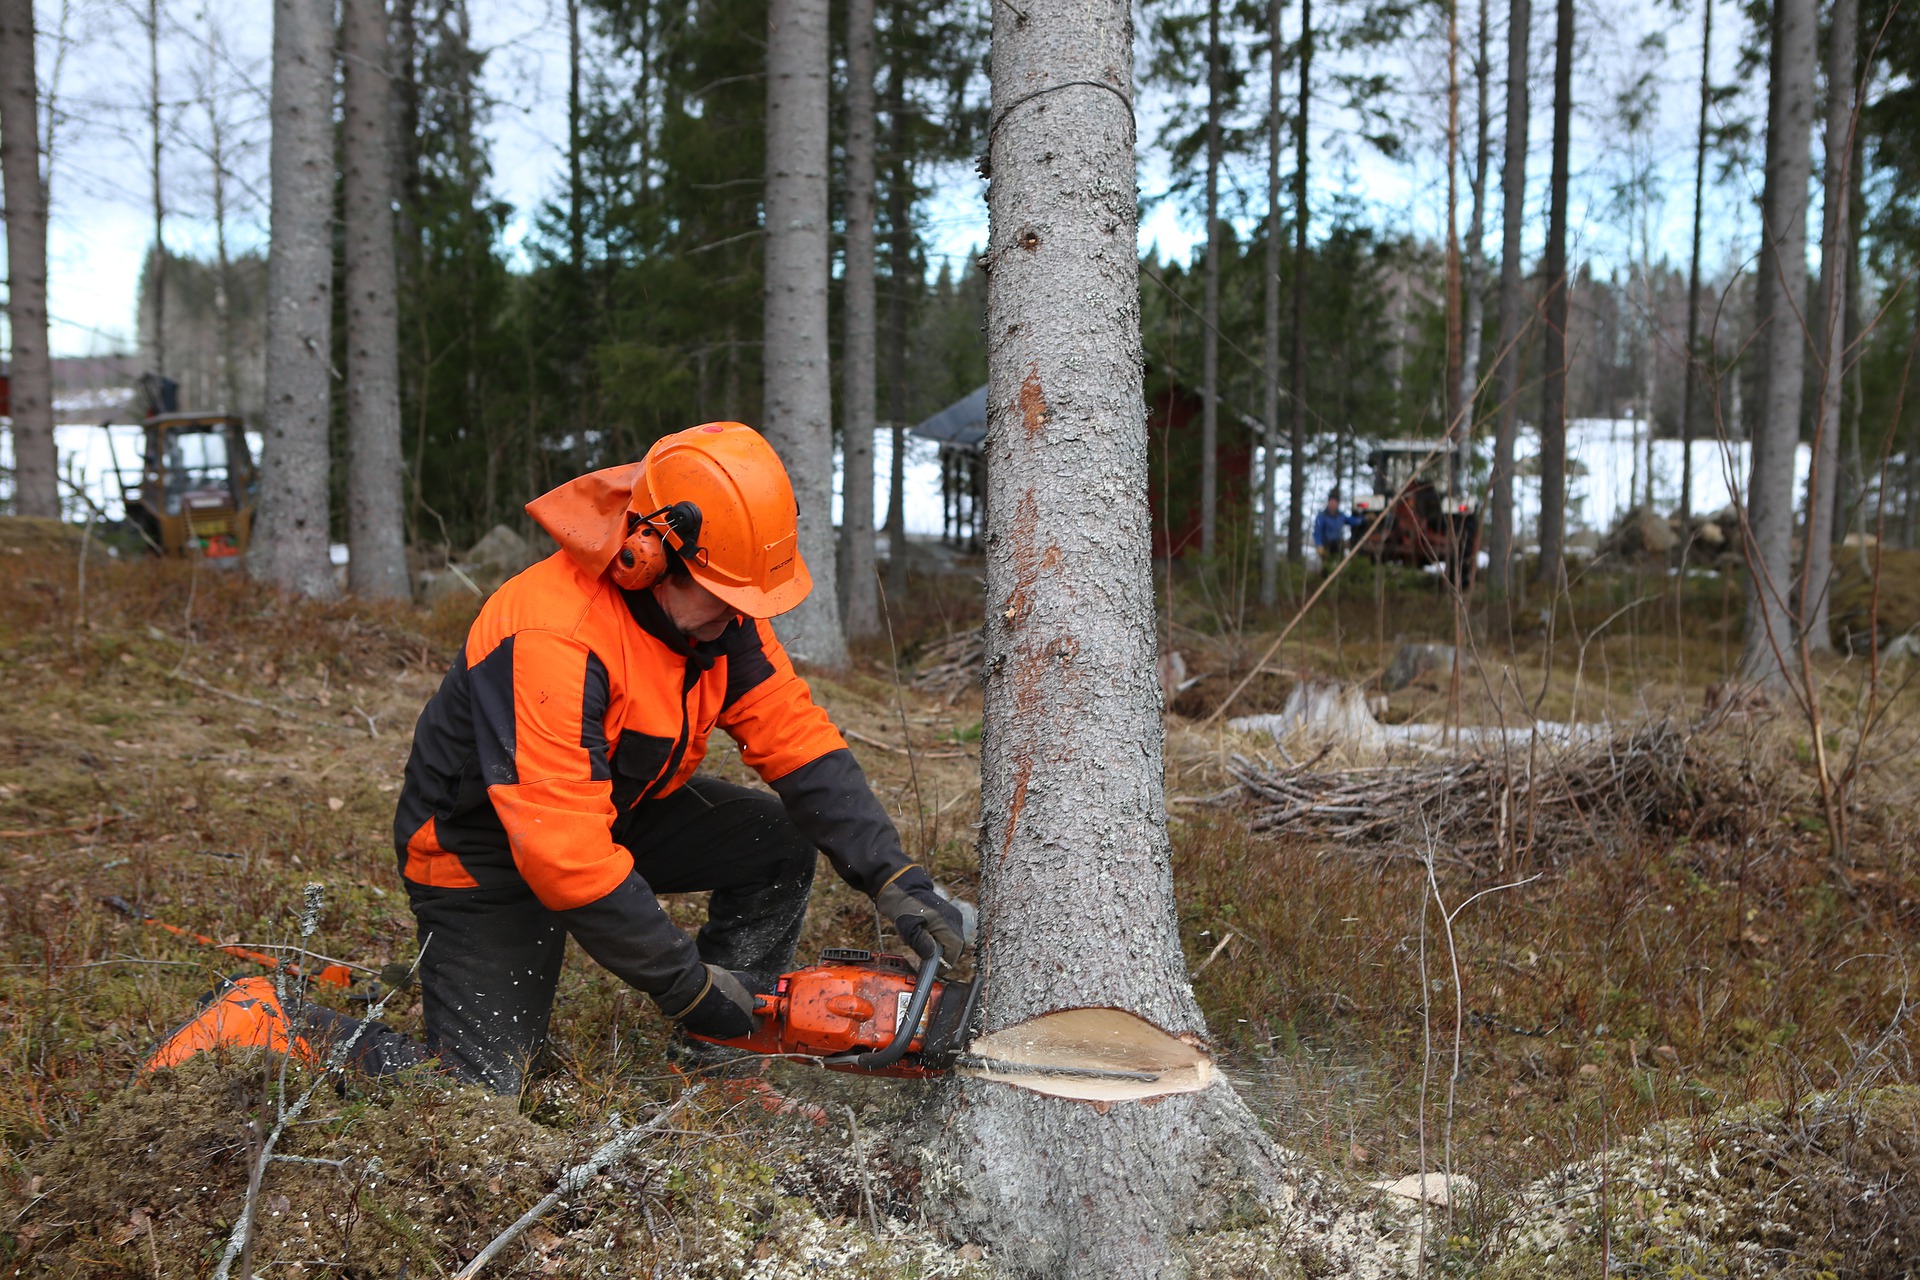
[107,375,257,559]
[1352,439,1480,585]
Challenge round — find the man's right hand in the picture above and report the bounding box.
[660,964,758,1040]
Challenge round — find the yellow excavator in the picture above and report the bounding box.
[107,378,257,558]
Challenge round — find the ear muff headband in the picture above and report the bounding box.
[610,502,707,591]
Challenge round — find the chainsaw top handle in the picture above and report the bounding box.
[823,942,941,1072]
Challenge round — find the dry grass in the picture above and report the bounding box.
[1,528,1916,1276]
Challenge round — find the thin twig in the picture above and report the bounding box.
[845,1105,881,1235]
[452,1087,705,1280]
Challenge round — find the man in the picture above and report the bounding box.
[148,423,965,1092]
[1312,490,1352,566]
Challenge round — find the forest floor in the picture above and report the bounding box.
[1,518,1916,1277]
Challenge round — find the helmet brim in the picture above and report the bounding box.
[690,550,812,619]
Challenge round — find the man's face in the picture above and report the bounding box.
[1326,499,1340,513]
[652,574,739,642]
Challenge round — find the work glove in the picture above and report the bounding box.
[659,964,757,1040]
[875,867,968,966]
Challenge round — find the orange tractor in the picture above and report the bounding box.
[1352,440,1480,585]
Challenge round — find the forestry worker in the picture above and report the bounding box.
[144,422,967,1093]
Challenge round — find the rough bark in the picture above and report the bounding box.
[1536,0,1571,588]
[1741,0,1815,687]
[1443,2,1462,441]
[763,0,847,666]
[1287,0,1311,563]
[0,0,56,518]
[928,1,1300,1273]
[838,0,880,638]
[1485,0,1528,596]
[1679,0,1712,539]
[252,0,339,597]
[1458,0,1490,437]
[1803,0,1856,654]
[1259,0,1281,605]
[343,0,410,599]
[883,64,910,601]
[1200,0,1221,557]
[148,0,166,377]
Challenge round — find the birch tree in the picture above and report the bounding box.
[1485,0,1528,595]
[1803,0,1857,653]
[252,0,339,596]
[838,0,880,638]
[343,0,410,599]
[0,0,56,519]
[762,0,846,665]
[1536,0,1571,587]
[934,0,1293,1270]
[1742,0,1815,687]
[1457,0,1491,439]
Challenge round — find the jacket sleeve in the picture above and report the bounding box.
[716,619,914,895]
[468,629,705,1001]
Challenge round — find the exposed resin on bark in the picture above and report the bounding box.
[957,1007,1214,1101]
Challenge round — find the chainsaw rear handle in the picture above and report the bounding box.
[823,942,941,1072]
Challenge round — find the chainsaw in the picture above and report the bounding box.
[687,943,983,1078]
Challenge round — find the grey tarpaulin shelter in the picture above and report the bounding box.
[910,384,987,549]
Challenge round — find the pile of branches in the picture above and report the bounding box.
[1226,721,1764,867]
[910,630,984,700]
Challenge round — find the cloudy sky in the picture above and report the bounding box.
[12,0,1776,359]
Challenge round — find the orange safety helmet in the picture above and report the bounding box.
[526,422,812,618]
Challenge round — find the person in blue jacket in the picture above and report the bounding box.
[1312,490,1353,565]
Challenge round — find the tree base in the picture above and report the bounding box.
[911,1077,1416,1279]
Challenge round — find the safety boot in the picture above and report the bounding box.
[140,975,317,1075]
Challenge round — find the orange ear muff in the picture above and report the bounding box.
[611,521,671,591]
[610,502,705,592]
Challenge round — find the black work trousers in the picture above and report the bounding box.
[310,776,816,1094]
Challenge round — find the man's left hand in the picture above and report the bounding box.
[875,867,967,965]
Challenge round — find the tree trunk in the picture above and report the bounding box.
[0,0,56,519]
[1535,0,1571,588]
[148,0,166,378]
[934,1,1298,1271]
[883,69,911,601]
[1259,0,1281,605]
[1741,0,1815,687]
[763,0,846,666]
[1679,0,1712,542]
[1443,2,1463,441]
[838,0,880,637]
[343,0,410,599]
[1485,0,1528,597]
[252,0,338,597]
[1802,0,1855,654]
[1287,0,1311,563]
[567,0,584,275]
[1458,0,1490,437]
[1200,0,1221,557]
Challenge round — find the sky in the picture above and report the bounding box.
[6,0,1786,360]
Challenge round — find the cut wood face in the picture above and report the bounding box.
[958,1007,1214,1102]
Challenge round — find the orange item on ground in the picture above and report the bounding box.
[140,975,317,1074]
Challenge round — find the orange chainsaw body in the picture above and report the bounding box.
[689,948,972,1079]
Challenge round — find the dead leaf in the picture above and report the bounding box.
[326,797,345,812]
[177,796,200,813]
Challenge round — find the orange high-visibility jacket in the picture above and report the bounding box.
[393,550,909,1006]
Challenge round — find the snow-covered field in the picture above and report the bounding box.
[4,417,1811,551]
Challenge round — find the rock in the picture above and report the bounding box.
[1694,521,1726,549]
[1369,1172,1474,1208]
[417,565,484,605]
[1601,505,1677,561]
[1231,681,1385,753]
[464,524,538,580]
[1382,643,1457,692]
